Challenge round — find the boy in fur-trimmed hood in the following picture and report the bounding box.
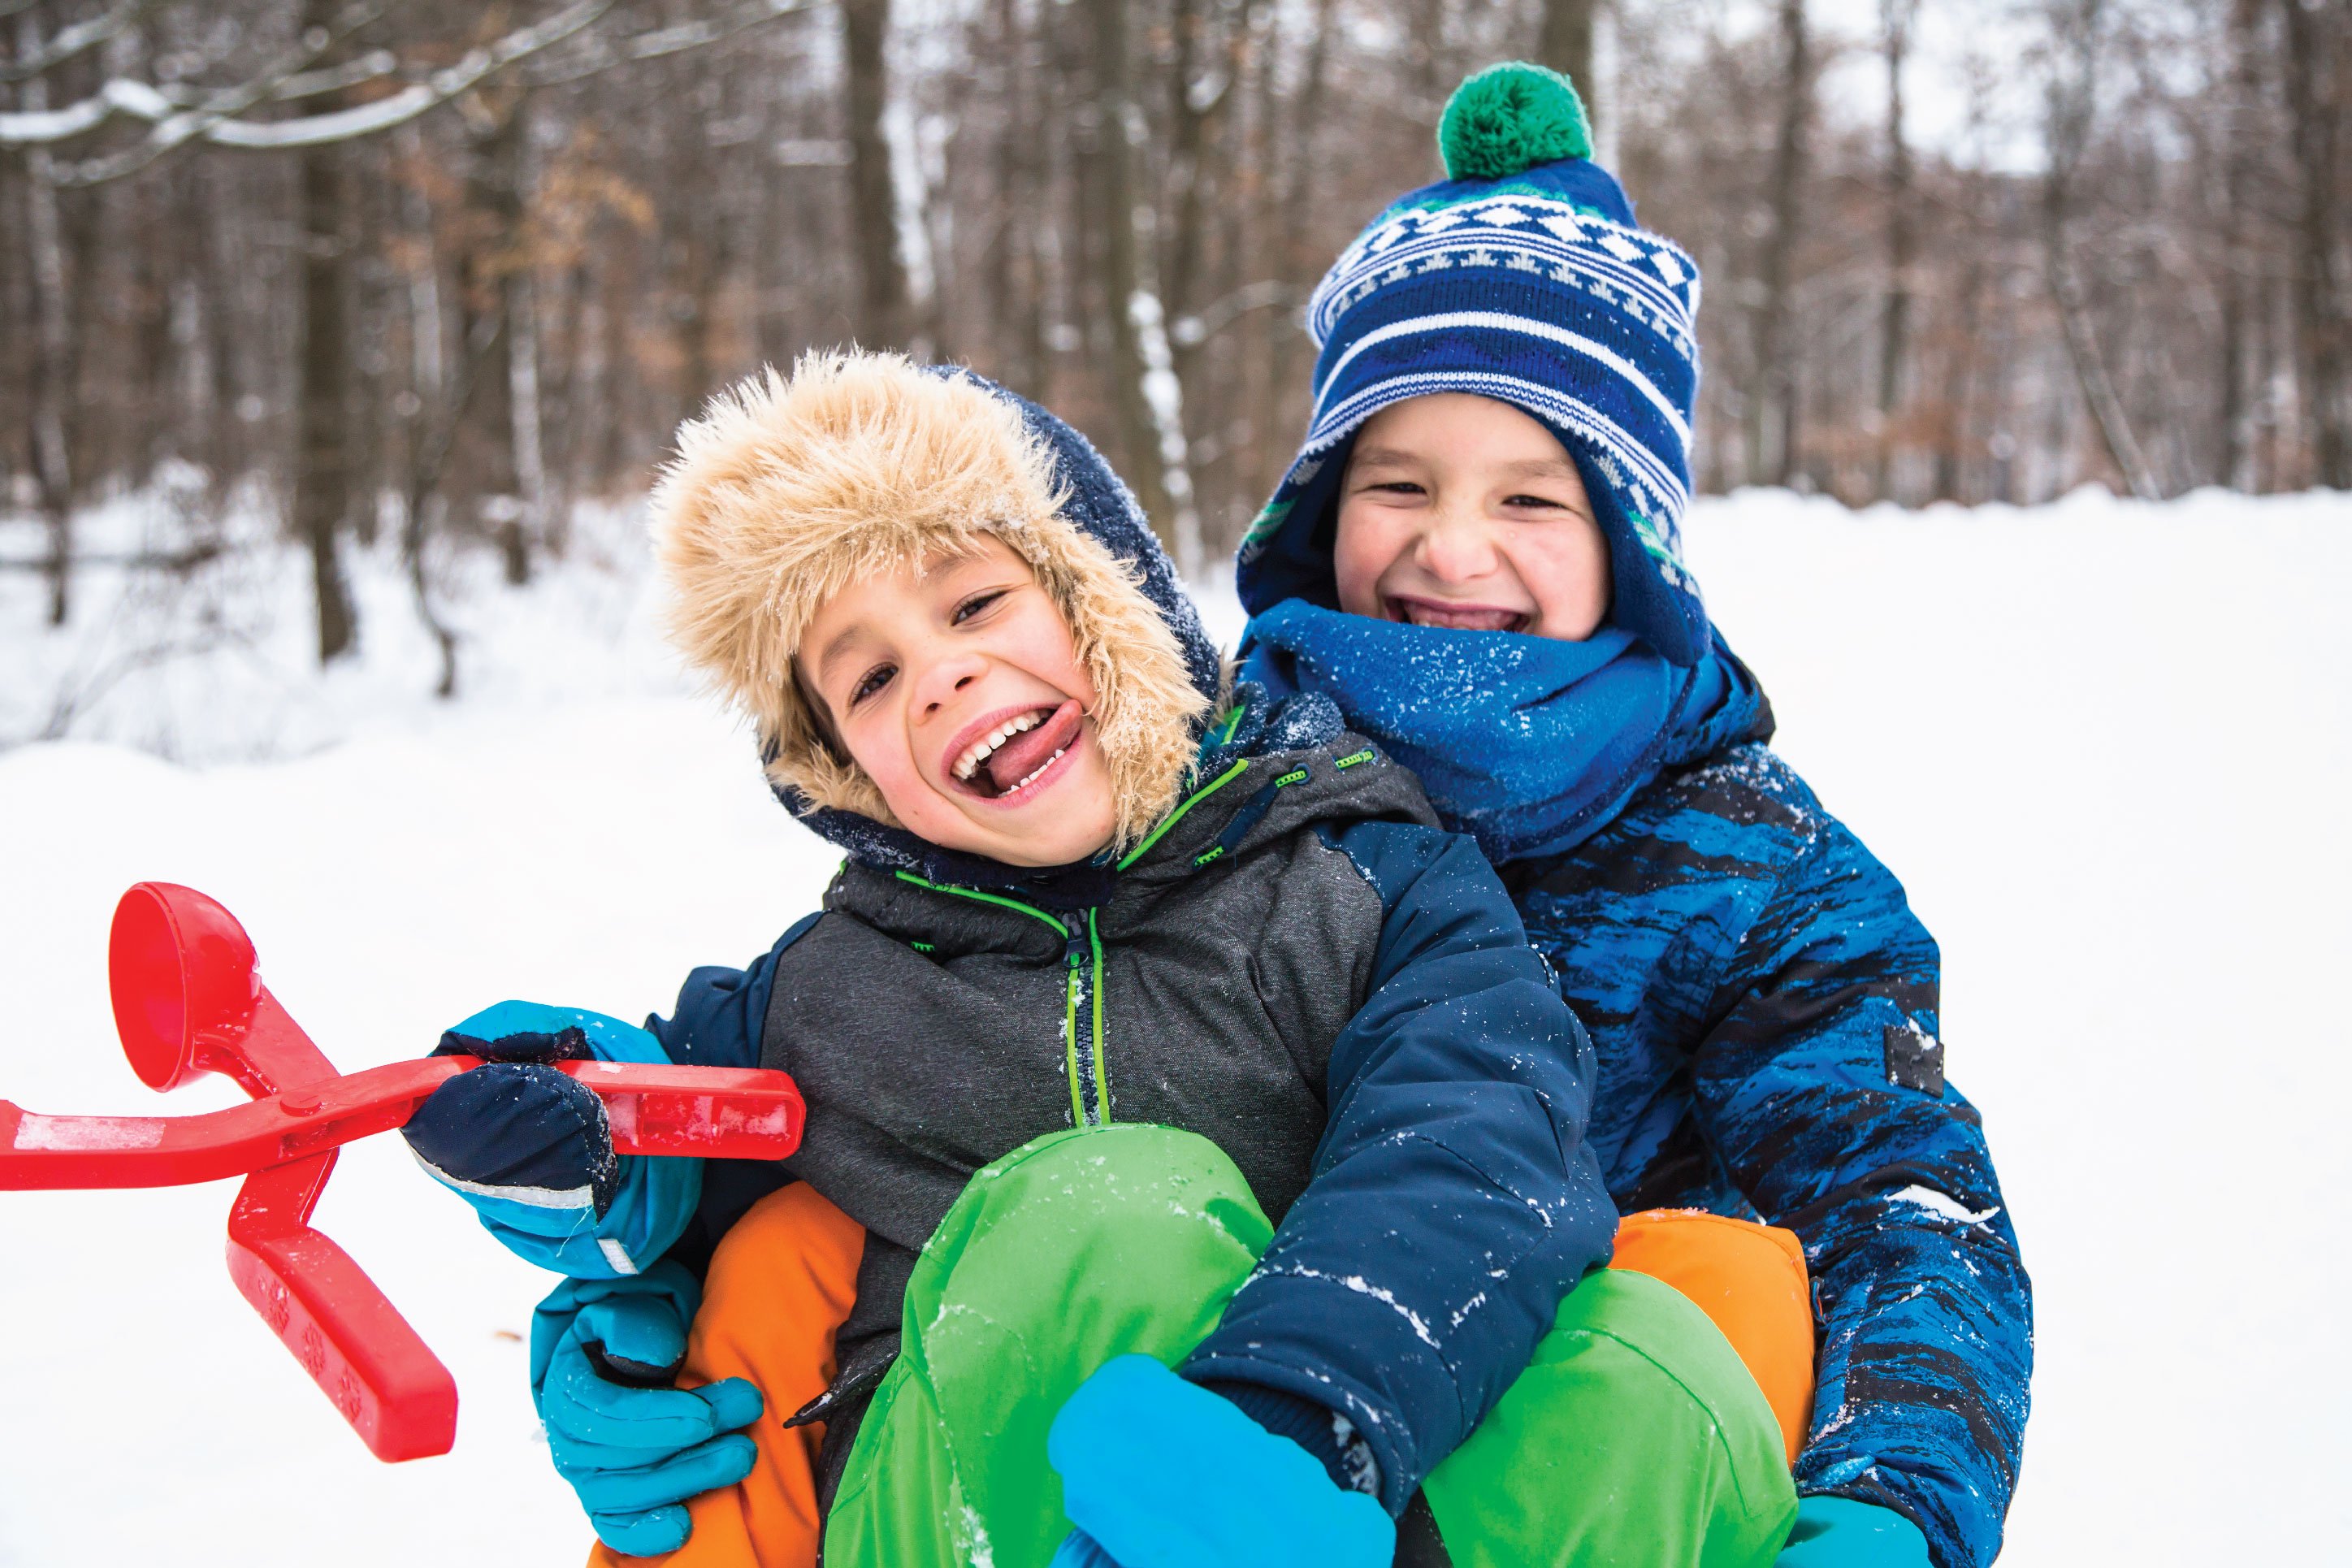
[402,351,1801,1568]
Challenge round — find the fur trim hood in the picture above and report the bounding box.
[651,351,1222,869]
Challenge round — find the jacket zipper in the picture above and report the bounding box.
[889,760,1253,1132]
[1063,907,1109,1127]
[891,872,1109,1127]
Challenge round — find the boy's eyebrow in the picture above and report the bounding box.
[1494,455,1583,481]
[1349,447,1580,481]
[810,623,866,687]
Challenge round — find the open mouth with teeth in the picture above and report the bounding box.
[1385,595,1533,634]
[948,699,1086,800]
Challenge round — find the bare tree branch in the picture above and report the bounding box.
[2,0,814,175]
[2,0,619,180]
[521,0,819,89]
[0,0,158,84]
[1,0,386,162]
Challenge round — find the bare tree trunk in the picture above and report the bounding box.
[1163,0,1215,357]
[1086,0,1193,565]
[1933,245,1986,503]
[1874,0,1916,500]
[1162,0,1248,567]
[290,0,361,662]
[17,14,75,626]
[1538,0,1597,113]
[2277,0,2349,487]
[2215,0,2262,489]
[510,265,550,560]
[985,0,1044,397]
[455,89,527,581]
[1748,0,1809,487]
[2042,0,2159,500]
[1264,0,1336,452]
[842,0,909,348]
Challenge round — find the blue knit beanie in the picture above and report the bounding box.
[1237,63,1711,667]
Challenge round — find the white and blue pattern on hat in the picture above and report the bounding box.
[1237,63,1713,668]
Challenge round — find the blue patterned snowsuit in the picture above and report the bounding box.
[1236,621,2033,1568]
[1505,738,2030,1568]
[1236,560,2031,1568]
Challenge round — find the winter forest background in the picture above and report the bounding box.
[1,0,2347,698]
[2,2,2349,1566]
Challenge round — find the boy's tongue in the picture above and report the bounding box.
[982,700,1083,792]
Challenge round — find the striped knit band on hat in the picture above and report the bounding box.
[1237,62,1713,668]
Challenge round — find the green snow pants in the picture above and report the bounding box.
[822,1124,1798,1568]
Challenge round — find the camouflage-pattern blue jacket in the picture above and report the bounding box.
[1237,557,2031,1568]
[1502,738,2031,1568]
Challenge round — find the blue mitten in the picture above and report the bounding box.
[531,1263,765,1555]
[1046,1355,1393,1568]
[1775,1497,1932,1567]
[401,1000,701,1276]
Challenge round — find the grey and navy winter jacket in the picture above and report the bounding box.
[656,694,1612,1514]
[610,356,1613,1517]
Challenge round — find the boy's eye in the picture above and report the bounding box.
[849,664,897,706]
[1367,480,1424,496]
[1504,494,1562,510]
[952,589,1009,624]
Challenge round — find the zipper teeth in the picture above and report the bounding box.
[1065,958,1087,1127]
[1087,911,1109,1121]
[1117,758,1251,870]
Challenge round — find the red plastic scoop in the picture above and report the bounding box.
[0,882,805,1462]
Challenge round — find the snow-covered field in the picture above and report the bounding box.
[2,487,2346,1566]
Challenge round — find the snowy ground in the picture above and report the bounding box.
[2,486,2346,1566]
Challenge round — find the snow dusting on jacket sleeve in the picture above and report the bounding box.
[1181,819,1617,1515]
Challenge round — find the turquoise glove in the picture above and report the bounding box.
[1046,1354,1393,1568]
[1777,1497,1932,1566]
[530,1263,763,1555]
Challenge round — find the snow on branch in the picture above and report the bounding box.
[0,0,155,84]
[2,0,812,179]
[237,50,402,106]
[1,0,385,162]
[520,0,818,89]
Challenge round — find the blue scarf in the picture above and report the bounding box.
[1238,600,1768,864]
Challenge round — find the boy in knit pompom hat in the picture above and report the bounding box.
[1237,63,2033,1568]
[400,349,1812,1568]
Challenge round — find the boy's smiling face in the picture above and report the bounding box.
[798,535,1116,866]
[1332,393,1611,640]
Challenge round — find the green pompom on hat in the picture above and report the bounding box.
[1438,61,1592,181]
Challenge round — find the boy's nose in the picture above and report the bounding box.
[912,648,988,717]
[1417,510,1501,583]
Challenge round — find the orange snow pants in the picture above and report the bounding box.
[589,1193,1815,1568]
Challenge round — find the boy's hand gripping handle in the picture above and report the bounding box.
[0,883,806,1462]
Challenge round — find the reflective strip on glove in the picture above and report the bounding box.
[405,1000,702,1276]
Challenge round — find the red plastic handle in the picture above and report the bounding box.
[0,1055,803,1189]
[0,882,808,1465]
[226,1153,459,1462]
